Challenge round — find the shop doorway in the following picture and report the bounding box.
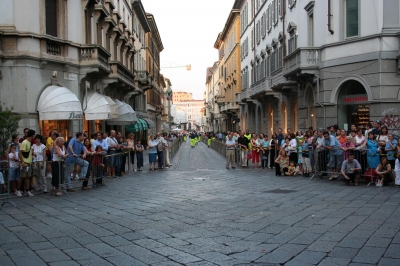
[337,80,369,130]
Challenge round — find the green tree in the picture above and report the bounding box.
[0,106,20,158]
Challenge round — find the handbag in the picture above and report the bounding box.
[247,152,252,160]
[363,168,377,182]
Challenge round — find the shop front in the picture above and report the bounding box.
[37,86,83,138]
[337,80,369,130]
[83,92,118,135]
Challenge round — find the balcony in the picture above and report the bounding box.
[136,71,152,87]
[283,48,320,78]
[220,102,239,113]
[80,45,111,73]
[109,61,135,87]
[249,77,272,98]
[238,88,250,102]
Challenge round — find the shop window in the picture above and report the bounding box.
[40,120,69,140]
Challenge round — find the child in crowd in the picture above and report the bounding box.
[285,161,299,176]
[261,135,269,169]
[136,140,144,171]
[92,146,105,187]
[302,136,312,177]
[8,144,21,196]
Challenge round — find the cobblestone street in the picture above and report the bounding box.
[1,140,400,266]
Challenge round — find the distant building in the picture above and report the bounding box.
[173,92,193,102]
[173,100,205,130]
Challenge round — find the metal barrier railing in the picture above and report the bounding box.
[0,160,16,207]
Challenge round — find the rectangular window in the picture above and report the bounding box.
[268,4,272,30]
[272,1,275,25]
[278,0,281,18]
[346,0,359,37]
[271,51,276,73]
[278,46,282,68]
[275,0,278,24]
[251,28,254,49]
[308,14,314,46]
[45,0,57,37]
[288,35,297,54]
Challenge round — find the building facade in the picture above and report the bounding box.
[213,4,242,133]
[0,0,165,138]
[173,100,205,131]
[236,0,400,136]
[173,91,193,102]
[205,61,221,132]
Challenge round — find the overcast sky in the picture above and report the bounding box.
[142,0,233,100]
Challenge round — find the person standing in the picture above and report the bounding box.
[52,137,68,196]
[32,135,47,193]
[225,134,236,169]
[322,131,344,181]
[45,131,54,179]
[65,132,89,192]
[156,133,165,169]
[301,136,312,177]
[237,132,249,168]
[106,130,120,178]
[148,135,158,171]
[136,140,144,171]
[18,129,35,197]
[163,132,172,168]
[8,144,21,196]
[126,133,136,172]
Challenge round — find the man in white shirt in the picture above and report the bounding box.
[225,134,237,169]
[106,130,120,178]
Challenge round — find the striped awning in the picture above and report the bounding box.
[125,118,148,133]
[143,118,155,129]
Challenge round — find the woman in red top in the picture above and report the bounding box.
[82,138,95,190]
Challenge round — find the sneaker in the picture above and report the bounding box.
[16,190,22,197]
[27,191,34,197]
[43,188,48,193]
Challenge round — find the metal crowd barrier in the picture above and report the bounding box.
[310,148,377,185]
[0,160,15,207]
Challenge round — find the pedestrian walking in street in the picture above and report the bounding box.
[225,134,236,169]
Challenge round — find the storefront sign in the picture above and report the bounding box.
[68,112,83,119]
[341,94,368,104]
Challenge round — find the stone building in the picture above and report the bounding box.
[236,0,400,135]
[0,0,166,138]
[173,91,193,102]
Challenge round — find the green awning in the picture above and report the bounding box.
[125,118,148,132]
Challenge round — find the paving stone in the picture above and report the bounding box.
[85,242,126,258]
[337,236,368,248]
[365,237,392,248]
[169,253,202,264]
[290,250,327,264]
[99,235,131,247]
[318,257,351,266]
[255,244,307,264]
[195,252,231,264]
[35,248,71,263]
[328,247,359,259]
[158,237,190,247]
[63,248,99,261]
[7,249,46,266]
[383,244,400,259]
[48,261,80,266]
[307,240,337,253]
[378,258,400,266]
[352,246,385,264]
[49,237,82,250]
[27,241,56,251]
[104,254,147,266]
[0,255,16,266]
[78,257,113,266]
[153,246,186,257]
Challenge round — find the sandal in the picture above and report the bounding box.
[355,182,359,186]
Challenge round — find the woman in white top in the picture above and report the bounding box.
[395,143,400,186]
[32,135,47,193]
[288,133,298,164]
[52,137,68,196]
[377,126,389,152]
[354,129,367,173]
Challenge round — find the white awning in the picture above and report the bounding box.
[143,118,155,129]
[37,85,83,120]
[107,100,137,125]
[84,92,113,120]
[104,96,119,119]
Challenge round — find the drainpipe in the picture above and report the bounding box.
[282,0,286,62]
[328,0,334,35]
[316,74,326,129]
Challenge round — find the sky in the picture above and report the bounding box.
[142,0,234,100]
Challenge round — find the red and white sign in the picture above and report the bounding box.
[341,94,368,104]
